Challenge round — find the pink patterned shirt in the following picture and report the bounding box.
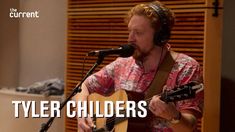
[84,51,203,131]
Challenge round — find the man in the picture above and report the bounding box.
[74,1,203,132]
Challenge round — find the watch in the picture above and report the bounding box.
[170,111,182,124]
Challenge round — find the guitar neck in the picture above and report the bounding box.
[105,83,202,127]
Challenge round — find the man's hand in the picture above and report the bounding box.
[148,95,180,121]
[77,115,94,132]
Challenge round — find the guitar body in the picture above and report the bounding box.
[87,82,201,132]
[88,90,128,132]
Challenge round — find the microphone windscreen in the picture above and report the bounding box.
[120,44,135,57]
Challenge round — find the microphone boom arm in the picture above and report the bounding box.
[39,55,105,132]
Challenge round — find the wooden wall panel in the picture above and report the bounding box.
[171,9,204,65]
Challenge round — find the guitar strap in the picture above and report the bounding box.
[144,51,176,99]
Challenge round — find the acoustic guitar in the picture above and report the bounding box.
[87,82,203,132]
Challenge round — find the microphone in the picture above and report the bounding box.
[87,44,135,57]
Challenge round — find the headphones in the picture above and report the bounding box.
[148,3,171,46]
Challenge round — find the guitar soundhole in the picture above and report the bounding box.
[125,91,153,131]
[106,117,115,131]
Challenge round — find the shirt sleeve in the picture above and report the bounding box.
[167,54,204,118]
[84,58,121,96]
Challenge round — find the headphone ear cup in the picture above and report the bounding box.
[154,28,165,47]
[154,25,171,46]
[154,30,161,46]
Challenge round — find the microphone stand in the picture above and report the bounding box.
[40,55,105,132]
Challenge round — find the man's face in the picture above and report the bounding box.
[128,15,156,60]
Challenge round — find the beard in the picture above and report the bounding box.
[132,49,141,60]
[132,44,156,61]
[132,48,148,61]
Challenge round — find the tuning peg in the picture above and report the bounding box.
[192,83,204,93]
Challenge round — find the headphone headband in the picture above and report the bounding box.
[148,3,171,46]
[148,4,168,26]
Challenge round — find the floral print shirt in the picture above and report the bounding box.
[84,51,204,132]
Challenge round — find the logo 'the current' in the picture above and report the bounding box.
[9,8,39,18]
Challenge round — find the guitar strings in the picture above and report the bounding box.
[98,97,153,129]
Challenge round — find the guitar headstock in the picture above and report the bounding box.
[160,82,203,103]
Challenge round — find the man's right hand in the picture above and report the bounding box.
[77,116,94,132]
